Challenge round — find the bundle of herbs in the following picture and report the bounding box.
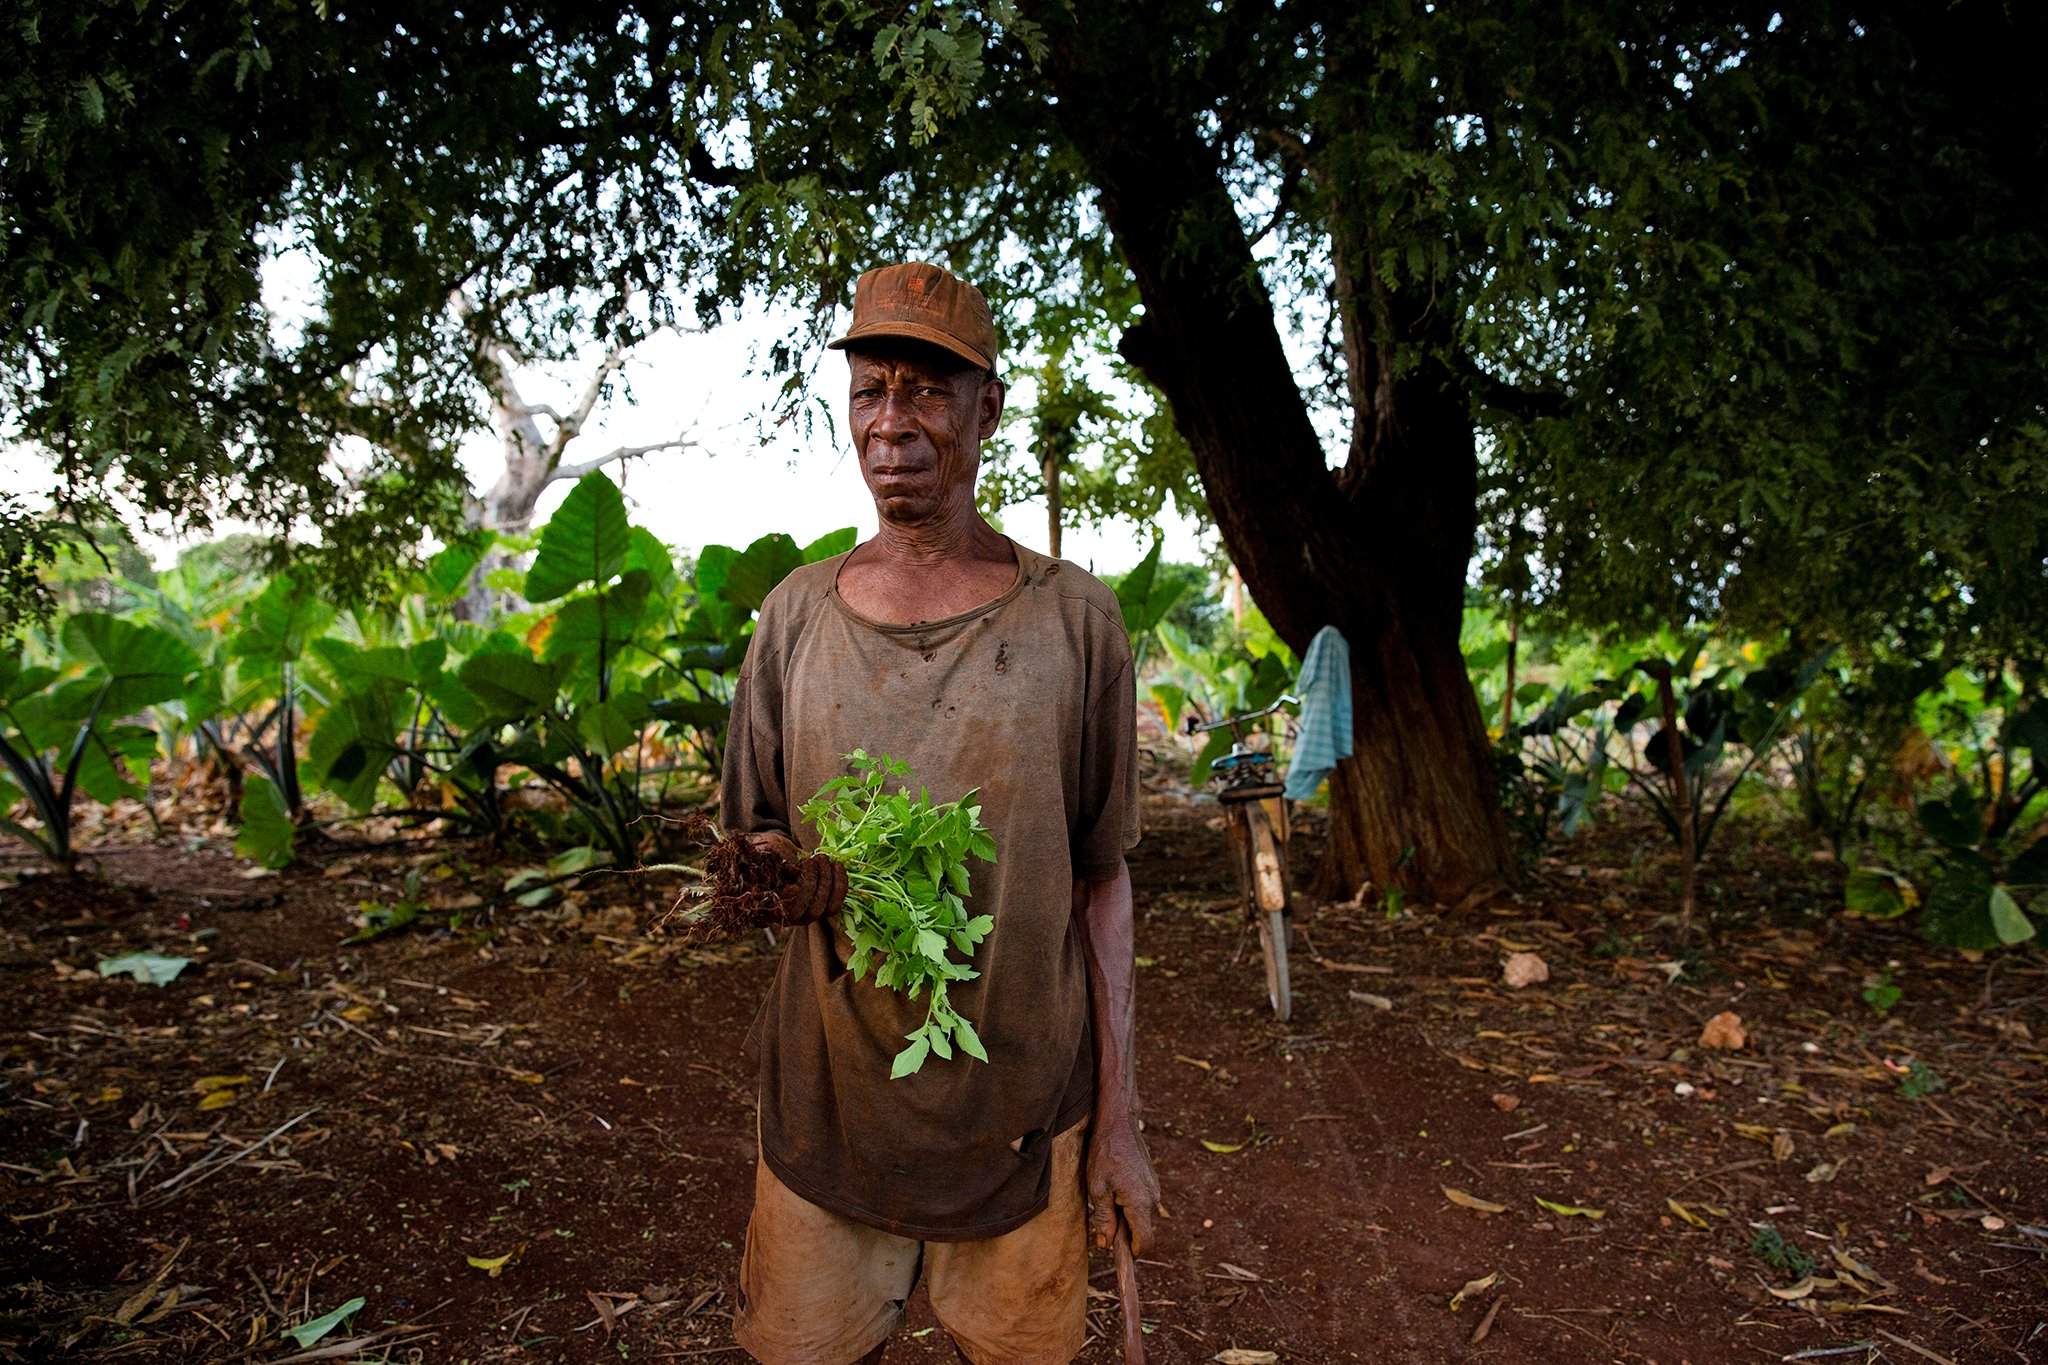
[800,750,998,1077]
[668,750,997,1077]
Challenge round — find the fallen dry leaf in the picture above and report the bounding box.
[1213,1352,1280,1365]
[1666,1198,1709,1229]
[1201,1138,1246,1154]
[1502,952,1549,989]
[1448,1271,1498,1310]
[1491,1092,1520,1112]
[1772,1132,1796,1163]
[1442,1187,1508,1215]
[1533,1196,1604,1219]
[1805,1160,1842,1184]
[1924,1165,1952,1186]
[192,1074,252,1094]
[1699,1011,1746,1050]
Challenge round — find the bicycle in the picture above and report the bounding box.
[1184,694,1300,1021]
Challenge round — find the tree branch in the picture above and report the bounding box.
[546,434,701,486]
[1462,361,1570,420]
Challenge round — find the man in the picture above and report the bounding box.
[720,260,1159,1363]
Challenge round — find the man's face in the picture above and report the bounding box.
[846,343,1004,525]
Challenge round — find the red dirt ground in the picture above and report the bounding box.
[2,782,2044,1362]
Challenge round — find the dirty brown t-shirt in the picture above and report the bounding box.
[720,539,1140,1241]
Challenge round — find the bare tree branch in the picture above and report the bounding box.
[546,434,701,486]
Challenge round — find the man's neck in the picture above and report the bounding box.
[866,503,1008,566]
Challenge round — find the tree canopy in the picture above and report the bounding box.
[7,2,2045,898]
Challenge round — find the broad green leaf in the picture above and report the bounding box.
[458,653,564,720]
[716,533,805,613]
[97,952,192,986]
[228,572,333,667]
[802,527,858,562]
[236,775,295,868]
[542,570,651,668]
[1988,886,2035,945]
[623,527,679,599]
[1844,866,1916,920]
[74,723,156,804]
[285,1297,365,1349]
[575,689,652,756]
[1149,681,1187,733]
[426,536,492,598]
[1921,855,1999,950]
[525,473,629,601]
[309,690,400,812]
[61,614,198,715]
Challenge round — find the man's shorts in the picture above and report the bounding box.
[733,1121,1089,1364]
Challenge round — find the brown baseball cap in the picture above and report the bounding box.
[828,261,998,372]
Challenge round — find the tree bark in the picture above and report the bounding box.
[1042,446,1064,559]
[1029,5,1514,903]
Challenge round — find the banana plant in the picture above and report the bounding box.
[0,615,197,869]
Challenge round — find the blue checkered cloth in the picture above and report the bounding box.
[1284,625,1352,800]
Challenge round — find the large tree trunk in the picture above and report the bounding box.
[1030,4,1514,903]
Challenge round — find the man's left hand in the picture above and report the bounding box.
[1085,1105,1159,1256]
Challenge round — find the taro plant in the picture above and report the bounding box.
[1845,688,2046,951]
[211,571,335,866]
[1616,643,1833,932]
[0,614,197,869]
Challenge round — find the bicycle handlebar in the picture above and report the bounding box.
[1183,693,1300,736]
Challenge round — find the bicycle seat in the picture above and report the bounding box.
[1218,782,1286,804]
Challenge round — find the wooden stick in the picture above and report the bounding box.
[1114,1209,1145,1363]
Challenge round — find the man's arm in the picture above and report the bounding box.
[1077,859,1159,1254]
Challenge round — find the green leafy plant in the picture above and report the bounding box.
[1749,1223,1815,1281]
[799,750,998,1078]
[1898,1058,1946,1100]
[0,614,195,868]
[1860,970,1903,1017]
[1108,536,1186,665]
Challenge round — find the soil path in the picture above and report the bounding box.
[2,790,2044,1362]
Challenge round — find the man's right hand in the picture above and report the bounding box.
[741,831,847,926]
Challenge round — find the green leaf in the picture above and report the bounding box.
[623,527,679,599]
[236,775,296,869]
[525,473,630,601]
[425,536,491,598]
[309,691,399,812]
[97,952,193,986]
[228,572,334,667]
[715,533,805,613]
[952,1015,988,1062]
[285,1297,365,1349]
[889,1033,932,1079]
[458,653,564,720]
[60,614,198,714]
[1922,855,1999,950]
[542,570,650,668]
[575,689,652,756]
[1988,886,2035,945]
[1844,866,1917,920]
[803,527,858,562]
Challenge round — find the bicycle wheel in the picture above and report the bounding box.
[1244,802,1292,1021]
